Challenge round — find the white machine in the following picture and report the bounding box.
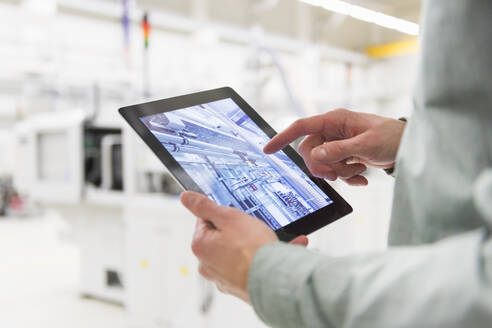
[13,110,85,203]
[13,111,269,327]
[13,110,126,304]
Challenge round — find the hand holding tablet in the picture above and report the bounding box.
[119,87,352,241]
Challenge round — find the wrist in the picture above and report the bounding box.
[384,117,407,175]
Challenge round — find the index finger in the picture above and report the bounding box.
[263,114,326,154]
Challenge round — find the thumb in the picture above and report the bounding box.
[181,191,227,227]
[311,135,364,164]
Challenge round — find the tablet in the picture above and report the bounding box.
[119,87,352,241]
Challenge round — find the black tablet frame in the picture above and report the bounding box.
[119,87,352,241]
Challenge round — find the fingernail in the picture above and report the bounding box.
[312,148,327,160]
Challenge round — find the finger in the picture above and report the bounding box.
[216,283,226,293]
[181,191,227,225]
[264,109,354,154]
[298,135,325,158]
[198,262,217,281]
[191,218,215,257]
[214,281,236,296]
[329,162,367,179]
[345,156,365,165]
[305,161,337,181]
[311,135,365,164]
[264,114,328,154]
[298,135,337,180]
[342,175,369,186]
[199,263,231,294]
[289,235,309,247]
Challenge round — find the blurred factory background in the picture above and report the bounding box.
[0,0,420,327]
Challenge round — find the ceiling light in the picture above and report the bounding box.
[299,0,419,35]
[22,0,58,16]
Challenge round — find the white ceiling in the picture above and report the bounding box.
[123,0,423,50]
[1,0,422,51]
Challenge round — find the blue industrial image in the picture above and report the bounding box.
[141,98,333,229]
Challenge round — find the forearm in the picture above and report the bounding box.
[248,243,330,328]
[248,168,492,328]
[249,229,492,328]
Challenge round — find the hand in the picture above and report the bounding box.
[264,108,406,186]
[181,191,308,303]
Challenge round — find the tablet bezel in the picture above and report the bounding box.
[119,87,352,241]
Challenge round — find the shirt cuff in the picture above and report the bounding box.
[248,242,325,328]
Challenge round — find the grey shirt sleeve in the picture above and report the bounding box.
[248,170,492,328]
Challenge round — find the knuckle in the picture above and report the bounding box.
[340,166,361,179]
[357,164,367,173]
[333,108,349,115]
[191,239,203,257]
[309,166,322,177]
[333,164,350,178]
[310,166,335,180]
[217,284,226,293]
[350,136,363,151]
[297,139,306,155]
[291,118,306,130]
[198,264,208,278]
[335,170,349,179]
[325,170,337,180]
[298,144,309,158]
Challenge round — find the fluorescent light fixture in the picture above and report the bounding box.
[299,0,419,35]
[22,0,58,16]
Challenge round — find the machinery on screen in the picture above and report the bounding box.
[141,98,332,230]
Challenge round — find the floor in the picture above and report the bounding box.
[0,213,127,328]
[0,173,394,328]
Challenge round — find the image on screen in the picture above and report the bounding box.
[140,98,333,230]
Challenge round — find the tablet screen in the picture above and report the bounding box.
[140,98,333,230]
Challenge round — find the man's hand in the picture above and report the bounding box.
[181,191,308,303]
[264,108,406,186]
